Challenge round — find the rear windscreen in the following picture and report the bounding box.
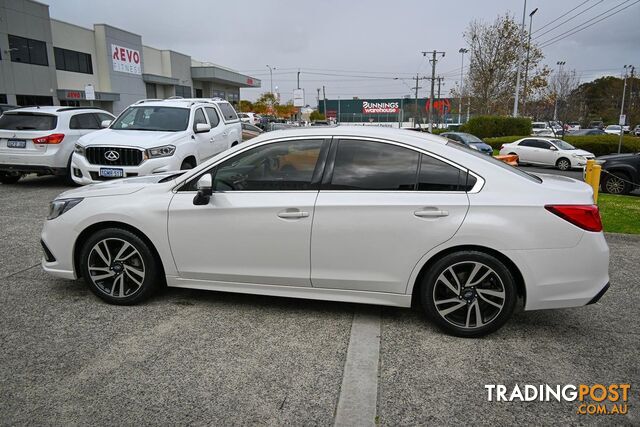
[0,113,57,130]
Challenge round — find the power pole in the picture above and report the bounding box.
[436,76,444,127]
[618,65,632,154]
[458,48,468,124]
[522,7,538,116]
[414,74,419,128]
[423,50,445,132]
[322,85,327,121]
[513,0,527,117]
[553,61,565,121]
[316,88,320,109]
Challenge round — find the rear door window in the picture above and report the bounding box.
[418,154,467,191]
[70,113,100,129]
[0,113,57,130]
[218,103,238,121]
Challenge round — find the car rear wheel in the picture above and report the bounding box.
[0,172,21,184]
[601,172,631,195]
[79,228,160,305]
[556,158,571,171]
[421,251,517,337]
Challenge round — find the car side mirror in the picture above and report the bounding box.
[193,174,213,205]
[101,120,112,128]
[195,123,211,133]
[549,146,558,151]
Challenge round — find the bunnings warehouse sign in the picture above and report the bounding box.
[362,101,400,114]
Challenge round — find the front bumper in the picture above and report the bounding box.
[71,153,182,185]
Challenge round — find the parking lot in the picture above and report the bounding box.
[0,175,638,425]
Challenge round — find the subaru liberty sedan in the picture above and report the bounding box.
[41,127,610,337]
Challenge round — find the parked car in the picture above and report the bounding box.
[604,125,623,135]
[499,137,595,170]
[597,152,639,195]
[531,121,562,137]
[41,126,609,337]
[569,129,606,136]
[566,122,581,132]
[633,125,640,137]
[589,120,604,130]
[0,107,115,184]
[622,125,630,134]
[238,112,261,126]
[71,98,241,185]
[0,104,19,115]
[440,132,493,155]
[241,122,263,141]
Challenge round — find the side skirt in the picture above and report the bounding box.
[166,277,412,308]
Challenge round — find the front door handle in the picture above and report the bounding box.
[278,210,309,219]
[209,137,215,142]
[414,209,449,218]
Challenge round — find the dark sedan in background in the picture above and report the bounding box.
[440,132,493,155]
[598,152,640,195]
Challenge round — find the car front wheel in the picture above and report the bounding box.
[421,251,517,337]
[556,158,571,171]
[79,228,161,305]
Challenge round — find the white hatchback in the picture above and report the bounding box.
[41,127,609,337]
[499,137,595,171]
[0,107,114,184]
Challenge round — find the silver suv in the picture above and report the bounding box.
[0,107,115,184]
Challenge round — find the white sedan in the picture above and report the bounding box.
[604,125,623,135]
[41,127,609,337]
[499,137,595,171]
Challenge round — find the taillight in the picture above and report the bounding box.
[545,205,603,232]
[33,134,65,144]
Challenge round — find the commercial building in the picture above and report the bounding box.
[318,97,455,126]
[0,0,260,112]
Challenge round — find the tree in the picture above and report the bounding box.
[464,14,548,116]
[569,75,639,126]
[309,110,325,121]
[238,100,253,112]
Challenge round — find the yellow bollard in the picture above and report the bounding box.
[592,164,601,203]
[585,159,595,186]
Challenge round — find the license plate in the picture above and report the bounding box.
[7,139,26,149]
[99,168,124,178]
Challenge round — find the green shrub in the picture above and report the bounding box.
[460,116,532,138]
[484,134,640,156]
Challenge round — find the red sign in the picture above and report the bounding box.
[66,91,82,99]
[246,78,254,86]
[425,99,451,115]
[111,44,141,75]
[362,101,400,114]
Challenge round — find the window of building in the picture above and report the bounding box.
[329,140,419,191]
[175,85,192,98]
[211,139,323,191]
[145,83,157,99]
[16,95,54,107]
[205,107,220,127]
[59,100,80,107]
[8,35,48,66]
[54,47,93,74]
[0,94,7,104]
[212,90,225,99]
[195,88,203,98]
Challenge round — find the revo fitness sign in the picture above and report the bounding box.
[362,101,400,114]
[111,44,141,75]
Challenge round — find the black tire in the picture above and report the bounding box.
[420,251,517,338]
[0,172,21,184]
[601,171,631,195]
[79,228,161,305]
[556,157,571,171]
[180,159,195,170]
[64,155,79,186]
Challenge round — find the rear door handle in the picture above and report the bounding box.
[209,137,215,142]
[278,210,309,219]
[414,209,449,218]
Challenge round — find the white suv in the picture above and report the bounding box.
[0,107,115,184]
[71,98,241,185]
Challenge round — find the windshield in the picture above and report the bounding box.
[607,125,621,130]
[532,123,546,129]
[110,106,190,131]
[447,141,542,183]
[550,139,576,150]
[460,133,484,143]
[0,113,57,130]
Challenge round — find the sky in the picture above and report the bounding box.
[42,0,640,105]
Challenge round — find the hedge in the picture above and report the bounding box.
[483,135,640,156]
[459,116,532,138]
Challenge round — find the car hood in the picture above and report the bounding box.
[55,171,184,199]
[597,152,638,161]
[78,129,186,148]
[569,149,595,157]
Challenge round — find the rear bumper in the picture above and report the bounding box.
[587,282,610,305]
[0,164,67,175]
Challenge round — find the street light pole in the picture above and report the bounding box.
[522,7,538,116]
[458,48,468,124]
[266,65,276,94]
[513,0,527,117]
[553,61,565,121]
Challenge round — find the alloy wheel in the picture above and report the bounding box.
[87,238,146,298]
[605,176,625,194]
[432,261,506,329]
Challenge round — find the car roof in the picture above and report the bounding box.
[131,98,233,108]
[4,106,112,115]
[244,125,449,149]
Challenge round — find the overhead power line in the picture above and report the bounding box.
[532,0,594,35]
[533,0,605,39]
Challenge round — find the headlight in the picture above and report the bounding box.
[47,198,83,220]
[571,154,583,158]
[146,145,176,158]
[74,144,85,156]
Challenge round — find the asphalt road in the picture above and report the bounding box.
[0,175,638,425]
